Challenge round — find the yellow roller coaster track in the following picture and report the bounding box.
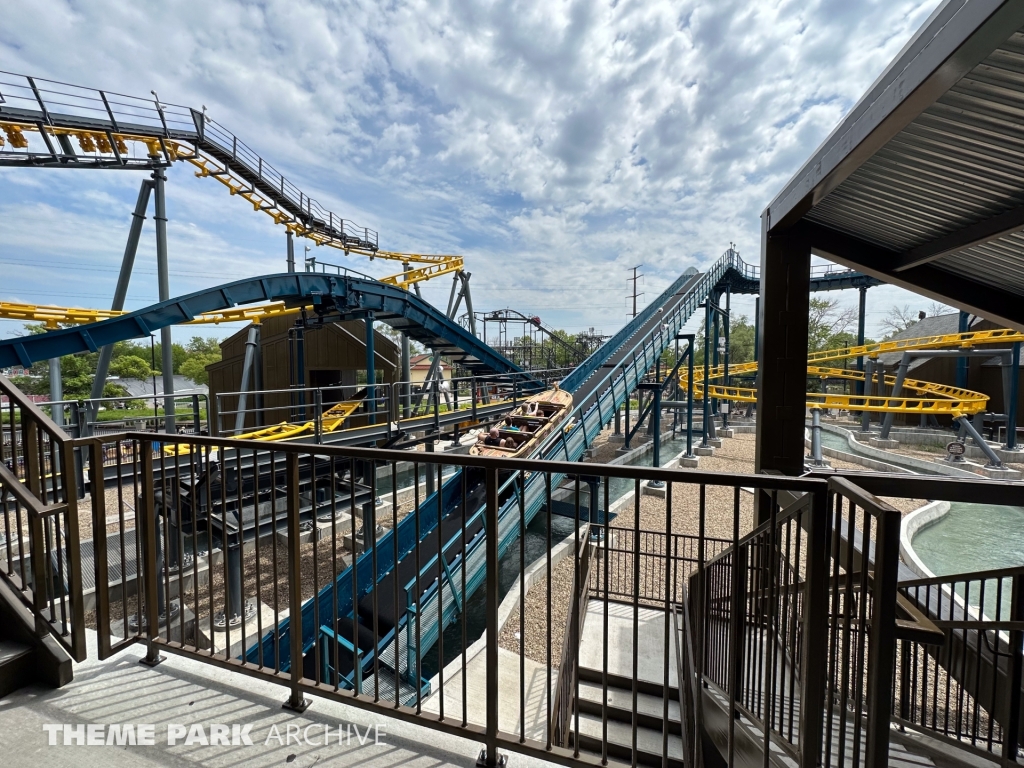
[0,121,462,287]
[0,299,299,328]
[678,328,1024,417]
[163,400,361,456]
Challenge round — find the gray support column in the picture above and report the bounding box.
[402,263,412,419]
[880,352,910,439]
[253,333,264,428]
[754,221,811,488]
[92,179,153,401]
[445,273,460,317]
[460,272,477,337]
[957,311,970,389]
[401,335,413,421]
[723,288,731,430]
[152,167,176,434]
[959,415,1003,468]
[287,231,295,272]
[365,314,376,424]
[856,286,867,397]
[1009,342,1020,450]
[810,408,825,466]
[49,357,63,427]
[861,359,875,433]
[686,337,695,458]
[701,300,711,448]
[233,324,260,435]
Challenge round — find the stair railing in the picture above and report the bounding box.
[0,374,85,661]
[550,523,594,748]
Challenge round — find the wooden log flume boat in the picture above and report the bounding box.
[469,386,574,458]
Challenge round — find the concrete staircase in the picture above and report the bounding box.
[570,668,685,768]
[0,579,73,697]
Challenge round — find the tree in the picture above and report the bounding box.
[185,336,221,356]
[691,314,756,366]
[880,304,921,338]
[807,297,857,353]
[109,355,152,380]
[180,354,220,386]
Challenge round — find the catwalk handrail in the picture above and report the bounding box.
[0,70,378,250]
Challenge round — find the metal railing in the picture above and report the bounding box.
[67,427,825,768]
[5,359,1022,768]
[0,375,86,661]
[213,369,570,441]
[696,476,901,768]
[896,565,1024,763]
[551,523,594,748]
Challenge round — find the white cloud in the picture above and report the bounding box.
[0,0,944,338]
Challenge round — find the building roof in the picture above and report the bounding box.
[112,375,207,398]
[766,2,1024,330]
[875,312,974,366]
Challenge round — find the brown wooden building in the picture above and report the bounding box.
[207,316,400,432]
[875,313,1023,432]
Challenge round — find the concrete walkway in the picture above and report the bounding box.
[422,646,556,743]
[0,633,562,768]
[578,600,678,687]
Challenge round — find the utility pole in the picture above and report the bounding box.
[627,265,644,318]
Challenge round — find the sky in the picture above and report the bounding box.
[0,0,951,350]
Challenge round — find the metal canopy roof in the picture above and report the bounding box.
[765,0,1024,329]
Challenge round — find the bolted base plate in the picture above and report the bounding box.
[477,750,508,768]
[139,652,165,668]
[282,695,311,714]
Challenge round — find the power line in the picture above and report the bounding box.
[627,265,644,318]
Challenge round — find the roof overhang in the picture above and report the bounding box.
[765,0,1024,330]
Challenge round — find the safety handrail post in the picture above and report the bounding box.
[138,438,163,667]
[284,452,310,712]
[799,486,829,767]
[1004,574,1024,763]
[482,464,501,767]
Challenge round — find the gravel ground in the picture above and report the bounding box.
[499,556,574,667]
[497,428,936,665]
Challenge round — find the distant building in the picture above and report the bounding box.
[207,317,400,432]
[111,375,207,399]
[409,353,452,385]
[875,312,1023,431]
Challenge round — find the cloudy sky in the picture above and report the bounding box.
[0,0,948,348]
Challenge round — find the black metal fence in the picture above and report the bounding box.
[896,565,1024,763]
[0,375,85,662]
[6,364,1024,768]
[50,426,826,768]
[696,477,902,768]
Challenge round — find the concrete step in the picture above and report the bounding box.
[0,639,34,698]
[577,679,681,732]
[572,711,685,768]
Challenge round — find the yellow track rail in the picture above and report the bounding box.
[0,122,462,287]
[0,299,300,328]
[678,328,1024,416]
[163,400,360,455]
